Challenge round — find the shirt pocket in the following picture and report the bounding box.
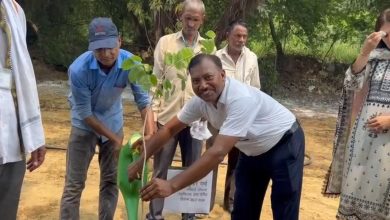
[114,81,127,88]
[94,86,124,111]
[244,66,255,84]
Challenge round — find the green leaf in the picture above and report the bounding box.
[176,59,189,70]
[163,79,172,90]
[139,74,152,92]
[179,48,194,64]
[128,65,144,83]
[154,89,163,99]
[177,73,187,81]
[164,53,175,66]
[163,80,171,90]
[168,48,195,70]
[150,74,158,86]
[143,64,152,74]
[178,48,194,61]
[205,30,216,39]
[131,55,142,62]
[122,58,136,70]
[200,39,215,54]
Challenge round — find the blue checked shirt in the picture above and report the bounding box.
[68,49,150,137]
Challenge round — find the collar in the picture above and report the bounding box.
[220,45,246,59]
[176,30,201,47]
[216,77,230,106]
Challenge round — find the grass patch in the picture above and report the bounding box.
[249,38,360,63]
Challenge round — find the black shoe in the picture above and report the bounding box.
[182,213,196,220]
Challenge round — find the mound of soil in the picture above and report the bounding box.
[262,55,348,112]
[32,59,68,82]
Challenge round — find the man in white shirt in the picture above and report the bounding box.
[0,0,46,219]
[213,20,260,212]
[216,20,260,88]
[128,54,305,220]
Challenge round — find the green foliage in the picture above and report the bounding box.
[123,31,216,99]
[122,55,156,92]
[164,48,195,70]
[347,0,390,11]
[21,0,389,89]
[200,39,216,54]
[245,0,384,83]
[22,0,133,67]
[258,57,278,95]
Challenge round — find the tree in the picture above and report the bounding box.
[256,0,332,69]
[211,0,265,47]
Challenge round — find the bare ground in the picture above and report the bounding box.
[17,78,340,220]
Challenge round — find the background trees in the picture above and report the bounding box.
[16,0,388,73]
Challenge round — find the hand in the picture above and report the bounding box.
[360,31,385,56]
[127,159,143,182]
[130,136,144,153]
[366,115,390,134]
[145,122,158,139]
[26,146,46,172]
[113,135,124,159]
[140,178,174,201]
[142,122,158,143]
[115,135,124,148]
[153,122,159,134]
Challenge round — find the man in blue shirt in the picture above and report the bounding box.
[60,17,154,220]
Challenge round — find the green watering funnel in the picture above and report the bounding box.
[117,133,148,220]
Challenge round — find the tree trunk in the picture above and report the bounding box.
[267,12,285,71]
[153,9,176,44]
[213,0,264,47]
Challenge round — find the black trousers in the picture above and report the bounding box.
[231,124,305,220]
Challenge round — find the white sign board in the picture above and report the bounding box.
[163,167,213,214]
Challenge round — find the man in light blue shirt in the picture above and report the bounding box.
[60,17,154,220]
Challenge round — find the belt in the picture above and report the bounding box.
[288,120,299,134]
[276,120,300,146]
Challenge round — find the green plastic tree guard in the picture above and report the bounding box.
[117,133,148,220]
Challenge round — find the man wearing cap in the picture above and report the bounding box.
[60,17,154,220]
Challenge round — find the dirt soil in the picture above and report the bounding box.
[17,59,341,219]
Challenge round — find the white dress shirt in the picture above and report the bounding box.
[216,46,260,89]
[178,77,295,156]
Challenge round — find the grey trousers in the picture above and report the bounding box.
[0,160,26,220]
[147,125,202,220]
[60,126,122,220]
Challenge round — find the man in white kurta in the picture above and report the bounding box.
[213,20,260,212]
[148,1,206,219]
[0,1,46,219]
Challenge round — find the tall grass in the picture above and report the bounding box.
[249,38,361,64]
